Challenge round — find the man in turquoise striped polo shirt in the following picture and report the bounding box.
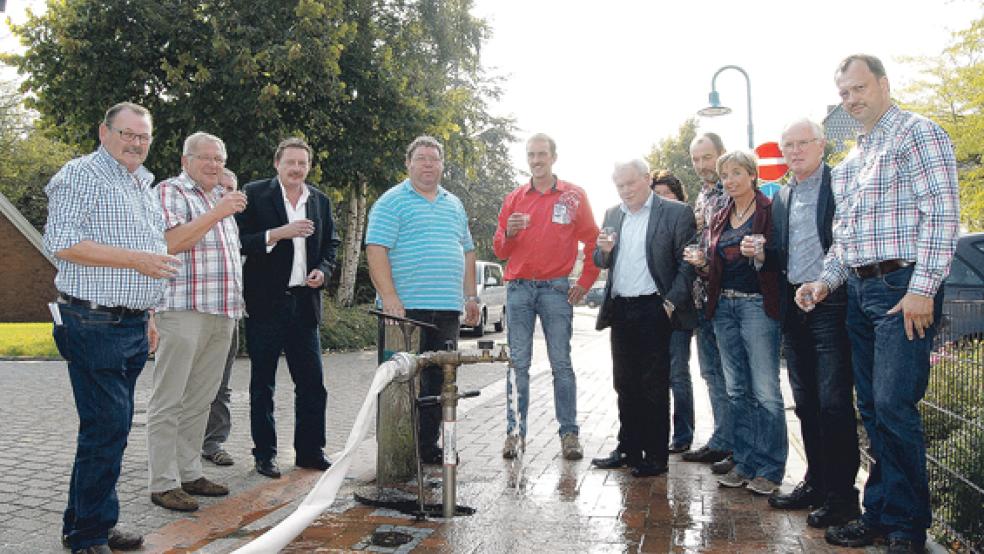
[366,135,480,464]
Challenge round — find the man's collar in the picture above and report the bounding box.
[401,179,447,198]
[790,164,823,187]
[96,146,154,186]
[525,175,559,194]
[276,177,310,202]
[860,104,901,142]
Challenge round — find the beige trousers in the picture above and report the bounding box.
[147,311,236,493]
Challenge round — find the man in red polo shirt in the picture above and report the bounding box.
[494,133,600,460]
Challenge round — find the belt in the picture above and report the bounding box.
[851,259,912,279]
[57,293,147,317]
[612,292,661,304]
[720,289,761,299]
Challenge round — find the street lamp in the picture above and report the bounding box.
[697,65,754,149]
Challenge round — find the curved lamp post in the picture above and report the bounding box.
[697,65,754,148]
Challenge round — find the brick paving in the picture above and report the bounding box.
[1,310,916,553]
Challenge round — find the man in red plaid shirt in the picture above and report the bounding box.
[146,132,247,512]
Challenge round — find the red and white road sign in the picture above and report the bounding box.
[755,142,788,181]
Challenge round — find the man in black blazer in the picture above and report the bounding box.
[590,159,696,477]
[236,137,340,478]
[758,119,860,527]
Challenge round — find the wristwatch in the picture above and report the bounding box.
[465,295,480,303]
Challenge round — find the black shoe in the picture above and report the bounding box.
[668,443,691,454]
[808,502,862,528]
[72,546,112,554]
[825,518,884,547]
[255,458,282,478]
[590,450,640,469]
[62,527,143,551]
[710,455,735,475]
[681,445,730,463]
[631,462,668,478]
[769,481,821,510]
[296,453,332,470]
[887,538,925,553]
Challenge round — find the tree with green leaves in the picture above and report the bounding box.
[645,118,700,202]
[900,13,984,231]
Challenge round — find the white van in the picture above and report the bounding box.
[461,260,506,336]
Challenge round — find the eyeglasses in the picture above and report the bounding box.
[781,138,820,151]
[411,155,443,164]
[190,154,227,165]
[106,124,153,145]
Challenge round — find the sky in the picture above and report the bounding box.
[470,0,981,216]
[3,0,980,218]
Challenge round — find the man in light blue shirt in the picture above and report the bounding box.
[366,135,480,464]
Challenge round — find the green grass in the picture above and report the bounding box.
[0,322,60,358]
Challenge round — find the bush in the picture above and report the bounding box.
[319,302,378,352]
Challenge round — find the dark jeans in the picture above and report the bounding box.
[610,294,672,465]
[52,303,148,550]
[783,287,859,504]
[245,294,327,462]
[404,309,461,450]
[696,308,732,452]
[846,266,942,543]
[669,328,695,448]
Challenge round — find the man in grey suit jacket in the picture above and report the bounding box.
[590,159,696,477]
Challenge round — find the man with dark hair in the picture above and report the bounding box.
[681,133,733,471]
[799,54,960,554]
[237,137,340,479]
[45,101,179,553]
[366,135,480,464]
[761,119,860,528]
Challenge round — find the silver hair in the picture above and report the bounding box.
[183,132,227,157]
[612,159,650,180]
[781,118,824,141]
[405,135,444,162]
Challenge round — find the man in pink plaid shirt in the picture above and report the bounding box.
[146,132,248,512]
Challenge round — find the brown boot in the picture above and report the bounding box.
[181,476,229,497]
[151,488,199,512]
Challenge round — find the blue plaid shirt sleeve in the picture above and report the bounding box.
[43,162,100,254]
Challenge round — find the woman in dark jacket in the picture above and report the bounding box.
[683,150,786,495]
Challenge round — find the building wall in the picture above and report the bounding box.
[0,215,57,322]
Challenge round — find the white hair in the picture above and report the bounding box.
[612,159,650,180]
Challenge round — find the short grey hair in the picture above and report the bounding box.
[612,159,650,180]
[716,150,759,188]
[183,132,227,158]
[527,133,557,155]
[405,135,444,162]
[781,118,824,142]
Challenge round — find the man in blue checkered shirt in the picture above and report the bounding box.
[798,55,959,554]
[44,102,181,554]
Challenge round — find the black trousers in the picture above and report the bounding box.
[610,293,672,465]
[245,291,327,462]
[405,309,461,450]
[783,287,860,504]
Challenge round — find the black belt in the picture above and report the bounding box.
[612,292,661,304]
[57,293,147,317]
[851,259,912,279]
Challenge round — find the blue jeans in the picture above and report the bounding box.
[505,278,578,438]
[669,329,695,448]
[696,308,732,452]
[846,266,940,543]
[713,296,786,482]
[245,294,327,462]
[53,303,148,550]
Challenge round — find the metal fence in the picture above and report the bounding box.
[921,301,984,553]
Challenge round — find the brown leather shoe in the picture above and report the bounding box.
[181,476,229,497]
[151,488,199,511]
[62,527,143,551]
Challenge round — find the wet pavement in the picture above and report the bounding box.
[2,309,920,553]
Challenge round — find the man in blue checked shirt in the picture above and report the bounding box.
[366,135,480,465]
[44,102,181,554]
[798,55,960,554]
